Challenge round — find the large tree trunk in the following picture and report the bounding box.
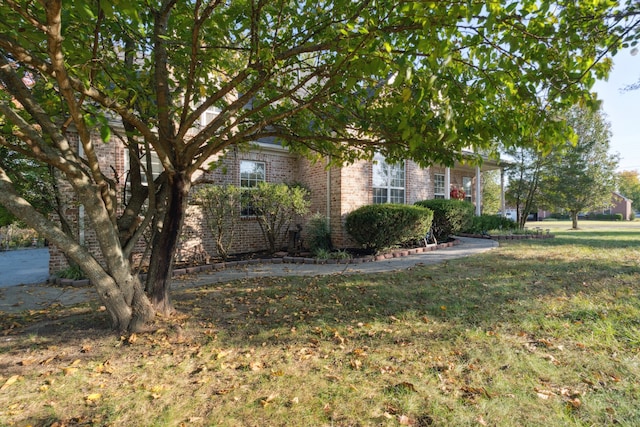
[0,168,155,332]
[84,263,154,332]
[146,171,191,315]
[571,212,579,229]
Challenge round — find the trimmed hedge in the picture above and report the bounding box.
[345,204,433,252]
[465,214,518,234]
[414,199,475,241]
[585,213,623,221]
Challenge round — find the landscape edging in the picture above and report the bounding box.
[52,239,462,288]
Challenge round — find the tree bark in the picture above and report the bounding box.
[0,167,154,332]
[146,171,191,315]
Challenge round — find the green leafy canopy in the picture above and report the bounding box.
[2,0,636,171]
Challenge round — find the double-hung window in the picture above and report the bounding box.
[434,174,445,199]
[199,106,220,128]
[372,153,405,204]
[240,160,265,216]
[124,148,163,204]
[462,177,472,202]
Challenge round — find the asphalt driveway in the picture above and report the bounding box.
[0,247,50,288]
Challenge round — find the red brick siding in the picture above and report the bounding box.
[50,131,488,274]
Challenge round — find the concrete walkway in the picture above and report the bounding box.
[0,237,497,314]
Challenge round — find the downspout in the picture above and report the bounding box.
[326,156,331,231]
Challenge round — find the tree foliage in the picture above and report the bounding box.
[617,170,640,212]
[539,106,619,229]
[1,0,637,331]
[504,146,549,229]
[0,146,56,227]
[481,170,502,215]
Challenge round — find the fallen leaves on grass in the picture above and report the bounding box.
[1,375,21,390]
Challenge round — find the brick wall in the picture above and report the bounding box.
[49,130,488,274]
[189,145,300,257]
[48,131,128,274]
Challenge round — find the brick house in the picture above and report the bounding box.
[49,128,503,273]
[609,192,634,220]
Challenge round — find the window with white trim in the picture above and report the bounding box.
[372,153,405,204]
[240,160,265,216]
[199,106,220,128]
[463,177,472,202]
[434,174,445,199]
[124,148,163,203]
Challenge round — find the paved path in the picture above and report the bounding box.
[0,237,497,314]
[0,247,50,288]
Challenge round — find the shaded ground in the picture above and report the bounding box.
[1,229,639,426]
[0,237,497,314]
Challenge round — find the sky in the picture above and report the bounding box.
[592,49,640,172]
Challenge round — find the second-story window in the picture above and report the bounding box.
[372,153,405,204]
[199,106,220,128]
[240,160,265,216]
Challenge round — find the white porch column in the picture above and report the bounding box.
[445,167,451,199]
[500,168,506,218]
[475,166,482,216]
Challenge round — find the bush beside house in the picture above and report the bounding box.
[345,204,433,252]
[415,199,475,241]
[465,214,518,234]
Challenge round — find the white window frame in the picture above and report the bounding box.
[123,148,163,204]
[199,106,220,128]
[240,160,266,216]
[463,177,473,202]
[372,153,405,204]
[434,174,445,199]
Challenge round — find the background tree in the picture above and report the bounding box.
[481,170,502,215]
[503,146,549,229]
[0,146,56,227]
[617,170,640,212]
[540,106,619,229]
[0,0,636,331]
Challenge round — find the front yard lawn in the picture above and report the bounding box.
[2,221,639,426]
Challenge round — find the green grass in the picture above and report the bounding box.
[1,221,640,426]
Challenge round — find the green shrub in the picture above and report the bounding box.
[593,213,617,221]
[244,182,311,253]
[56,264,86,280]
[615,213,623,221]
[306,213,332,255]
[314,248,332,260]
[345,204,433,252]
[194,184,242,261]
[551,212,569,220]
[465,214,518,234]
[414,199,475,241]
